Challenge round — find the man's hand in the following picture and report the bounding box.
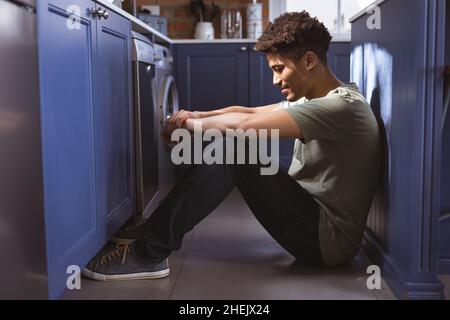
[171,110,200,128]
[161,110,200,145]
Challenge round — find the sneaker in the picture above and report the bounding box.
[111,219,148,244]
[82,242,170,281]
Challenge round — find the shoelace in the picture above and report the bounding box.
[99,243,131,266]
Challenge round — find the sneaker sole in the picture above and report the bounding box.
[82,268,170,281]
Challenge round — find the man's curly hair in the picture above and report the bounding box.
[256,11,332,65]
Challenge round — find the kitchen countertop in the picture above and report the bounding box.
[95,0,172,44]
[95,0,351,44]
[172,39,257,44]
[172,34,351,43]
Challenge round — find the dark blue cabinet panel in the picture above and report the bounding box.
[440,0,450,274]
[176,44,249,110]
[351,0,446,299]
[249,46,284,107]
[38,0,102,300]
[442,2,450,213]
[328,42,351,83]
[177,42,350,111]
[96,8,134,237]
[37,0,133,298]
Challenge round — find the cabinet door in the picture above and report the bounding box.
[327,42,351,83]
[95,5,135,237]
[176,44,249,110]
[37,0,102,299]
[249,44,284,107]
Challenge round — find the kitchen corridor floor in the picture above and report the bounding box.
[62,188,396,300]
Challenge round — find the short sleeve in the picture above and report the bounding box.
[279,97,307,110]
[279,100,290,110]
[284,95,353,143]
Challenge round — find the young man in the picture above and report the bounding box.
[82,11,381,281]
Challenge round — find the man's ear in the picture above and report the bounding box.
[304,51,318,70]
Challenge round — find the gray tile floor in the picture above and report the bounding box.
[62,189,396,300]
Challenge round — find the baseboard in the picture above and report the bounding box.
[403,282,445,300]
[359,229,444,300]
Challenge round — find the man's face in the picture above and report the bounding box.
[267,53,311,102]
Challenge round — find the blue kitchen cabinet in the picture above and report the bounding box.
[176,44,249,110]
[176,42,350,110]
[351,0,446,299]
[96,3,135,238]
[439,1,450,274]
[327,42,351,83]
[37,0,134,299]
[248,45,284,107]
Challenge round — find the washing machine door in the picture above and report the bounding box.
[134,62,159,215]
[158,75,180,197]
[159,75,179,125]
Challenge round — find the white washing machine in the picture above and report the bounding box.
[154,44,180,206]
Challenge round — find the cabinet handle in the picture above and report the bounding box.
[91,7,102,18]
[91,7,109,19]
[240,46,247,52]
[252,46,258,52]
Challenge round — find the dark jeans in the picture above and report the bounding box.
[135,137,324,266]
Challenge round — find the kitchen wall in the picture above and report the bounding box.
[136,0,269,39]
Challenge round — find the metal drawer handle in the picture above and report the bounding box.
[91,7,102,18]
[240,46,247,52]
[252,46,258,52]
[91,7,109,19]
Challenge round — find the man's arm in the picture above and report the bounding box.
[163,103,283,144]
[191,103,281,118]
[184,110,303,140]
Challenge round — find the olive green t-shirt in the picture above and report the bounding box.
[282,83,381,267]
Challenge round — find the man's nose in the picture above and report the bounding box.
[273,73,281,86]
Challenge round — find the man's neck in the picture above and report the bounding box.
[305,67,343,100]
